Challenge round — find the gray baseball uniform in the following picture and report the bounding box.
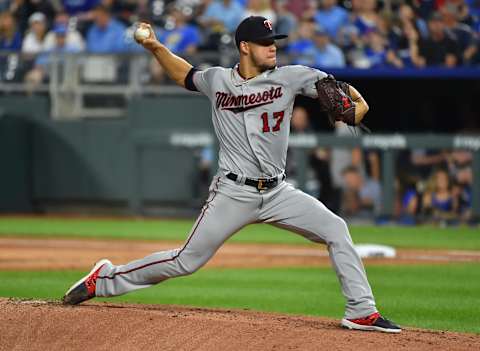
[95,64,377,319]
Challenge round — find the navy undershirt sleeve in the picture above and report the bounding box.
[184,67,199,91]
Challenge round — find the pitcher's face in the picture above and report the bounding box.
[247,40,277,72]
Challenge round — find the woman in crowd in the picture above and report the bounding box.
[422,168,459,224]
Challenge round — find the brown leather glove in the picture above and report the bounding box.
[315,75,356,126]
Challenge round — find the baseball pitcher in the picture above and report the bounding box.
[63,16,400,333]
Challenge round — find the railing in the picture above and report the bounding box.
[2,51,480,119]
[0,51,235,118]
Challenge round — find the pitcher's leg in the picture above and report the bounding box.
[96,182,258,297]
[261,183,376,319]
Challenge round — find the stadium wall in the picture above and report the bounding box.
[0,95,211,214]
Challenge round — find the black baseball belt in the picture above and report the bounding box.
[226,172,285,191]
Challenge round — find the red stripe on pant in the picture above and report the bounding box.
[97,177,221,280]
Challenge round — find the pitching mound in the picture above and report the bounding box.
[1,299,479,351]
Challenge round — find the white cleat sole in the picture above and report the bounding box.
[341,318,402,333]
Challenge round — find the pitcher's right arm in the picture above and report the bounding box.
[136,23,192,88]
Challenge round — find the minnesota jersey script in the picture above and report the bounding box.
[193,65,327,178]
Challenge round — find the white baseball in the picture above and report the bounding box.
[134,27,151,42]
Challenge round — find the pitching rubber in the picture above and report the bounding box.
[341,318,402,333]
[64,259,111,297]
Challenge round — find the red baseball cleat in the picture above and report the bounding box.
[341,312,402,333]
[62,259,111,305]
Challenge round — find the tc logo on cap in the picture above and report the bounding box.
[263,20,273,31]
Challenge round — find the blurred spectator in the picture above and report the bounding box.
[440,2,478,64]
[412,0,437,20]
[314,0,349,42]
[447,150,473,222]
[291,105,311,133]
[465,0,480,33]
[398,4,429,38]
[452,164,473,222]
[422,168,459,224]
[244,0,276,24]
[330,122,365,188]
[285,0,316,19]
[341,165,382,217]
[447,149,472,172]
[21,12,47,55]
[389,5,428,67]
[287,106,312,182]
[43,11,85,51]
[350,0,382,37]
[302,114,343,211]
[286,17,316,65]
[351,29,403,68]
[410,149,449,178]
[398,178,421,225]
[107,0,140,26]
[274,0,297,40]
[311,27,346,68]
[412,12,461,67]
[199,0,245,33]
[86,4,127,52]
[24,23,83,86]
[287,105,337,203]
[0,11,22,50]
[337,0,384,53]
[395,149,449,208]
[9,0,59,34]
[61,0,100,16]
[159,4,200,55]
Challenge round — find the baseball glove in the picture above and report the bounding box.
[315,75,356,126]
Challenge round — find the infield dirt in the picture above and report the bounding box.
[1,298,479,351]
[1,237,480,271]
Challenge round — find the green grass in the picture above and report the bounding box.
[1,264,479,333]
[0,217,479,249]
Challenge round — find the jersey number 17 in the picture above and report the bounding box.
[261,111,285,133]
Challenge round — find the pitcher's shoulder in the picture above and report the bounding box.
[277,64,327,73]
[272,65,326,76]
[196,66,231,84]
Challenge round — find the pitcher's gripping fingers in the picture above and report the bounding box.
[135,23,161,52]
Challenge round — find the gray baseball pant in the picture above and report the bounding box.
[95,175,377,319]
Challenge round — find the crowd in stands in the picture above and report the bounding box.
[395,148,474,225]
[284,106,475,226]
[1,0,480,84]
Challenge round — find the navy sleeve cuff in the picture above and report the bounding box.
[185,67,199,91]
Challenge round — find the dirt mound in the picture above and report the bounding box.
[1,298,478,351]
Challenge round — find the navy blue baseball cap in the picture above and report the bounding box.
[235,16,288,48]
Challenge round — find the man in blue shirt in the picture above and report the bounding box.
[315,0,349,42]
[199,0,245,33]
[25,24,83,85]
[159,6,201,55]
[0,11,22,51]
[312,27,346,68]
[62,0,100,15]
[286,17,316,65]
[86,5,127,53]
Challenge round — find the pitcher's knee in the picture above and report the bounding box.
[177,255,208,276]
[331,215,349,234]
[327,216,353,246]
